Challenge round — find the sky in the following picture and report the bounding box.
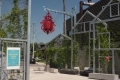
[2,0,99,44]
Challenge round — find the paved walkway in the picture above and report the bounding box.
[30,62,95,80]
[30,70,95,80]
[31,62,120,80]
[36,62,46,66]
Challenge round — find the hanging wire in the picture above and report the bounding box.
[18,0,28,10]
[52,0,61,9]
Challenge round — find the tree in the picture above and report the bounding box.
[30,42,45,59]
[5,0,21,38]
[22,8,28,37]
[46,39,79,69]
[3,0,28,39]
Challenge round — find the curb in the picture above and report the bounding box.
[36,62,46,66]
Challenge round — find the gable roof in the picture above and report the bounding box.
[73,10,107,30]
[46,33,71,45]
[66,0,110,31]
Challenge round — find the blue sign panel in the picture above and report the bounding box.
[8,50,19,66]
[7,47,20,70]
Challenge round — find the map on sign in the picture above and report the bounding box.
[7,47,20,70]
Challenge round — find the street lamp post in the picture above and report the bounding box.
[26,0,31,80]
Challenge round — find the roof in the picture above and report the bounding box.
[84,0,110,16]
[46,33,71,45]
[66,0,120,41]
[66,0,110,31]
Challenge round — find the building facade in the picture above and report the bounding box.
[66,0,120,74]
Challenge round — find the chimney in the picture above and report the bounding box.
[79,1,84,31]
[79,1,84,19]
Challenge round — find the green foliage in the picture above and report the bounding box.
[96,25,109,57]
[50,59,58,68]
[30,42,44,59]
[36,59,46,63]
[108,21,120,42]
[85,23,116,73]
[2,0,28,38]
[10,75,13,80]
[46,39,79,69]
[95,23,114,73]
[73,40,80,66]
[117,44,120,58]
[5,0,21,38]
[22,8,28,36]
[46,46,57,60]
[0,28,7,38]
[17,70,20,75]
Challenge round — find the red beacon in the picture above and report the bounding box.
[40,11,56,34]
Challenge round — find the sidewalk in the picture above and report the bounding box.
[33,62,120,80]
[30,62,95,80]
[36,62,46,66]
[30,70,95,80]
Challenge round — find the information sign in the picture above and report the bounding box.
[7,47,20,70]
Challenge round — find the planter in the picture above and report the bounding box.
[50,68,58,73]
[80,70,93,76]
[89,73,119,80]
[60,69,79,75]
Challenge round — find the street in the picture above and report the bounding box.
[30,62,95,80]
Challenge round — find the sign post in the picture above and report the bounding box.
[7,47,20,70]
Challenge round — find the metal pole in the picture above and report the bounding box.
[89,33,91,67]
[73,7,76,41]
[26,0,31,80]
[98,50,100,72]
[108,32,110,48]
[63,0,66,35]
[23,42,26,80]
[73,7,76,28]
[71,7,76,69]
[32,23,35,58]
[112,50,115,74]
[0,40,3,80]
[93,24,95,73]
[98,35,100,72]
[89,23,91,67]
[71,12,73,69]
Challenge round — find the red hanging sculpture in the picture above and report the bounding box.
[40,11,56,34]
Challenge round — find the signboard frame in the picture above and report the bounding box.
[7,47,20,70]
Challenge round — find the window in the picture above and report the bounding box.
[110,3,119,17]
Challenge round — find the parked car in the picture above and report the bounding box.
[30,58,36,64]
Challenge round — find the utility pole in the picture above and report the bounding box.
[32,22,35,58]
[63,0,66,35]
